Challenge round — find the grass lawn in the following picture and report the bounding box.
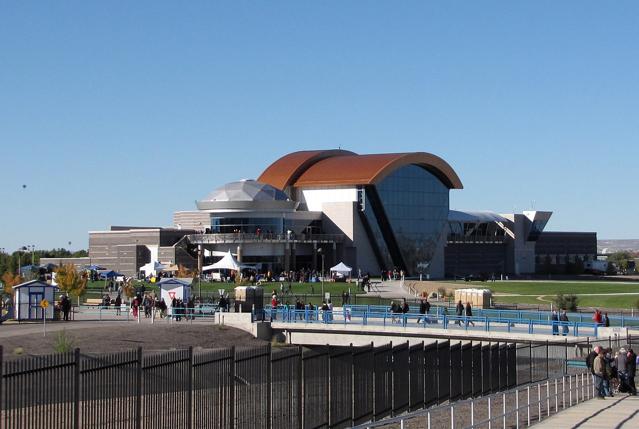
[85,280,364,298]
[464,281,639,309]
[446,280,639,295]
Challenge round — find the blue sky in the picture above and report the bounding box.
[1,1,637,251]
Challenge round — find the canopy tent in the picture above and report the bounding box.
[329,262,352,275]
[139,261,166,277]
[19,265,40,274]
[202,250,241,271]
[83,264,105,271]
[98,270,123,279]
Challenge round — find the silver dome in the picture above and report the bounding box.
[201,180,289,202]
[196,180,298,212]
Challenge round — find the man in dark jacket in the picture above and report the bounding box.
[627,348,637,395]
[455,300,464,326]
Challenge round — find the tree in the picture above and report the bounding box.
[553,293,578,312]
[176,264,195,278]
[607,252,633,275]
[55,264,88,298]
[1,272,23,295]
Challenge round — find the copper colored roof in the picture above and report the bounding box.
[259,151,463,190]
[257,149,356,190]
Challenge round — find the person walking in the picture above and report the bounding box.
[417,299,430,324]
[464,302,475,327]
[603,312,610,327]
[455,300,464,326]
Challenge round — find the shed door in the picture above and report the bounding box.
[29,292,44,319]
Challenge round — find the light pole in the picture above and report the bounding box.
[317,248,325,300]
[26,245,35,266]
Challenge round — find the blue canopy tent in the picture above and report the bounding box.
[98,270,123,279]
[84,264,105,271]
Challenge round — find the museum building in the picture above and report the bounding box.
[87,150,597,278]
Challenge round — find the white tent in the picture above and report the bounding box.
[330,262,352,275]
[202,250,241,271]
[139,261,166,277]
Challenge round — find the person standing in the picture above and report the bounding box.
[593,348,606,399]
[560,310,569,336]
[417,299,430,324]
[627,348,637,395]
[60,295,71,321]
[616,347,629,393]
[551,310,559,335]
[604,312,610,327]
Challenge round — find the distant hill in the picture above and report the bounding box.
[598,239,639,254]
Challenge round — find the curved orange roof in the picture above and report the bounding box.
[259,151,463,189]
[257,149,356,190]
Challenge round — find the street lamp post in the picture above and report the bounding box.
[317,248,325,300]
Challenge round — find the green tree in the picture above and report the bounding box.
[607,252,633,274]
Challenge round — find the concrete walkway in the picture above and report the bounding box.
[534,394,639,428]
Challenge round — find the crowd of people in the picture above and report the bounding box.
[587,345,637,398]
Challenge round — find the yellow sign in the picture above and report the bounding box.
[40,299,49,309]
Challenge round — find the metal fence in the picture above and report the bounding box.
[0,340,576,429]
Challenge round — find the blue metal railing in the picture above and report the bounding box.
[261,306,602,337]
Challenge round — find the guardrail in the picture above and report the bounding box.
[354,372,594,428]
[263,307,601,337]
[73,304,221,322]
[342,304,639,328]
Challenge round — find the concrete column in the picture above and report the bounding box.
[236,245,242,263]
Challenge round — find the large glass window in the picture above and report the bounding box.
[365,165,449,275]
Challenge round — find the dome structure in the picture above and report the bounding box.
[196,180,298,212]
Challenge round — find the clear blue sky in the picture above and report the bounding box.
[1,1,637,252]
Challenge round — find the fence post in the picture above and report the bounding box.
[230,346,236,429]
[187,346,193,429]
[0,345,2,421]
[74,348,80,429]
[564,339,568,374]
[266,343,272,429]
[545,341,549,380]
[529,342,532,383]
[298,345,303,429]
[136,347,142,429]
[326,344,331,426]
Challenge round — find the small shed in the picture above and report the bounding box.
[13,280,59,320]
[157,278,192,307]
[453,288,492,309]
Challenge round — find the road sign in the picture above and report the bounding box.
[40,299,49,309]
[168,291,176,300]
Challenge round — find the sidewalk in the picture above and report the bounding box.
[533,394,639,428]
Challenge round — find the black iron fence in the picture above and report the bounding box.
[0,340,575,429]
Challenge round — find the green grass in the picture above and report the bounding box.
[446,280,639,295]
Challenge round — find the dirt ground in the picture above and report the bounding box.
[0,322,266,357]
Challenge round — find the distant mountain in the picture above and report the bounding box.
[598,239,639,254]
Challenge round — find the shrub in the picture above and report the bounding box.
[554,293,578,312]
[53,330,75,353]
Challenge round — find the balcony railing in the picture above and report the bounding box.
[186,232,345,244]
[447,234,507,244]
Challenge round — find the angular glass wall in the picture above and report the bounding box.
[364,164,449,275]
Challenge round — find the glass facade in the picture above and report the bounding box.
[210,217,320,235]
[364,164,449,275]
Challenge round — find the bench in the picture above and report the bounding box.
[85,298,104,305]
